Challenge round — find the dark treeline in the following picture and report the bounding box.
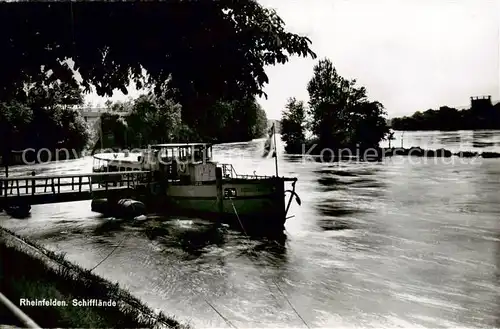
[391,102,500,131]
[281,58,389,155]
[0,69,90,166]
[0,2,315,133]
[0,1,317,165]
[95,94,269,150]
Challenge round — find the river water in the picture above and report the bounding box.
[1,130,500,328]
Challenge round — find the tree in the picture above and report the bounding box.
[98,93,269,148]
[0,102,32,175]
[1,73,90,170]
[348,101,389,149]
[207,97,268,142]
[390,103,500,131]
[206,101,234,142]
[230,98,268,141]
[306,58,389,150]
[281,97,306,153]
[127,95,184,145]
[253,105,269,139]
[0,2,316,124]
[388,130,395,148]
[99,95,187,149]
[105,99,134,113]
[97,112,128,150]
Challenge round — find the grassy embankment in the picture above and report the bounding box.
[0,227,188,328]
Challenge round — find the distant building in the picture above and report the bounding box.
[79,107,128,124]
[470,96,493,111]
[79,107,106,124]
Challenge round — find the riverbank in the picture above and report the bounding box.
[0,227,187,329]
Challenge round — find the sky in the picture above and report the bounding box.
[85,0,500,119]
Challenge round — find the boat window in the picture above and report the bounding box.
[193,149,203,162]
[206,146,212,161]
[178,147,193,161]
[94,158,102,170]
[224,188,237,198]
[94,158,107,171]
[162,148,173,161]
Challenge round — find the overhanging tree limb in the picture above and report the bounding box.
[0,1,316,120]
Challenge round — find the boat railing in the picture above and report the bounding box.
[219,163,274,180]
[220,163,238,178]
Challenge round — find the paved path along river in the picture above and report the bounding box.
[1,130,500,328]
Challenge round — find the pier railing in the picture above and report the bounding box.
[0,171,151,199]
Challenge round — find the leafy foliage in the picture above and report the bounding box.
[281,97,306,153]
[306,58,389,150]
[0,72,89,162]
[280,58,390,154]
[97,95,268,149]
[126,95,184,145]
[391,104,500,130]
[0,1,316,126]
[215,97,268,142]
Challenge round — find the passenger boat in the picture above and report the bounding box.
[92,143,301,232]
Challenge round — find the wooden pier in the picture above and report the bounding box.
[0,171,151,208]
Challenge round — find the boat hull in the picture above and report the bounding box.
[165,178,287,232]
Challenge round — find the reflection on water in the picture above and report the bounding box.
[1,130,500,327]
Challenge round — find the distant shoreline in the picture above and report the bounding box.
[389,99,500,131]
[388,128,500,132]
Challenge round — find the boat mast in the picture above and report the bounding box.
[272,123,278,177]
[100,116,104,151]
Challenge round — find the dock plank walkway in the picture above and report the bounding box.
[0,171,150,206]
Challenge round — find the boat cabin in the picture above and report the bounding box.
[92,143,218,184]
[92,151,144,173]
[150,143,213,164]
[150,143,216,183]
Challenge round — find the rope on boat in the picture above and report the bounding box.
[228,197,310,329]
[271,279,310,329]
[90,235,127,272]
[205,300,237,328]
[229,197,248,237]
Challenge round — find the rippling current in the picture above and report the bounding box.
[1,130,500,328]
